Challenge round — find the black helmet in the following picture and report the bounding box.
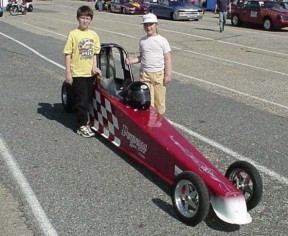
[123,81,151,110]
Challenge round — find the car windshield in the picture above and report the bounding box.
[260,1,283,9]
[170,0,191,6]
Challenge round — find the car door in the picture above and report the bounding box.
[115,0,122,12]
[111,0,120,12]
[161,0,174,17]
[110,0,116,12]
[241,1,261,24]
[155,0,171,17]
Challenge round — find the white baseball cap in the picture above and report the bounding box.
[141,13,158,24]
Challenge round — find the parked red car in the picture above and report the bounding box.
[228,0,288,30]
[109,0,148,14]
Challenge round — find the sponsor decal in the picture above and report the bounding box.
[121,125,147,155]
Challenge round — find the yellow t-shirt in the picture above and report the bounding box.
[63,29,101,77]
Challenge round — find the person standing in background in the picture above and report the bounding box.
[215,0,231,32]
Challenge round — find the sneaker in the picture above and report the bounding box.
[77,125,95,138]
[86,125,94,134]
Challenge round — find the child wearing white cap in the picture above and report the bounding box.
[126,13,172,114]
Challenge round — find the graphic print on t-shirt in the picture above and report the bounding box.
[78,38,94,58]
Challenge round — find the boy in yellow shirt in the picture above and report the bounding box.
[64,5,101,137]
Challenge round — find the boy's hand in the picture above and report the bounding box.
[95,74,101,80]
[65,73,73,85]
[92,67,102,76]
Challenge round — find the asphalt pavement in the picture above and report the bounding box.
[0,7,33,236]
[0,185,34,236]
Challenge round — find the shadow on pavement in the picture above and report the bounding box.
[37,102,76,132]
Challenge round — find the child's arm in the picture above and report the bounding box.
[64,54,73,84]
[125,54,142,65]
[164,52,172,85]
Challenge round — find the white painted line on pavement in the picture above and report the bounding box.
[161,28,288,57]
[172,70,288,110]
[0,32,65,70]
[40,16,288,58]
[172,47,288,77]
[169,120,288,186]
[1,27,287,110]
[0,135,59,236]
[8,18,288,78]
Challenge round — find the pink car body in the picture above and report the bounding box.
[89,79,252,225]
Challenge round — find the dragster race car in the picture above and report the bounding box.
[61,43,263,226]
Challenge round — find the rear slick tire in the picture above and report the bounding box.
[61,82,75,113]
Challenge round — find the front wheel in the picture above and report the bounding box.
[263,18,273,30]
[225,161,263,210]
[231,14,241,26]
[172,171,210,225]
[171,12,178,21]
[27,4,33,12]
[10,5,19,16]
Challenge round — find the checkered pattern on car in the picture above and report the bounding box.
[90,90,121,147]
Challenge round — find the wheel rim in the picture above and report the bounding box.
[227,168,254,202]
[11,6,18,15]
[264,19,271,30]
[173,13,177,20]
[232,16,238,25]
[174,179,200,218]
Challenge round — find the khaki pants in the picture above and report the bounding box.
[140,70,166,114]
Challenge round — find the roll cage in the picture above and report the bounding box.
[97,43,133,98]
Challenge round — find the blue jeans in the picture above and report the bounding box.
[219,11,227,31]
